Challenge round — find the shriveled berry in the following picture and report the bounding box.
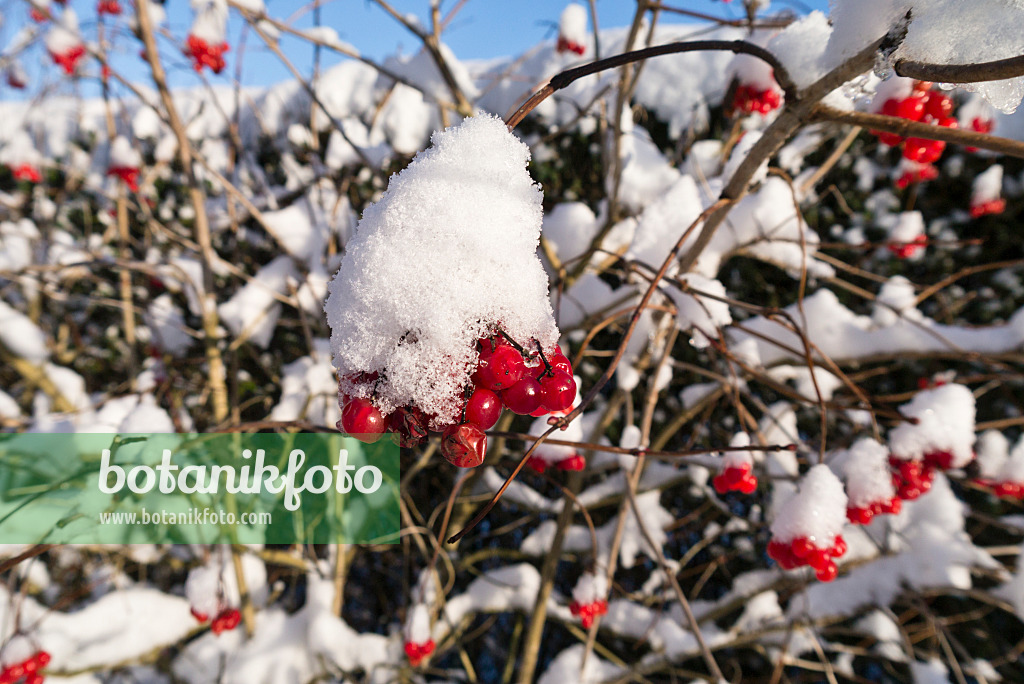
[441,423,487,468]
[502,377,543,415]
[340,397,387,443]
[465,388,502,430]
[388,406,429,448]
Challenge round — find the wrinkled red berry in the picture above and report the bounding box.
[388,406,429,448]
[474,343,526,391]
[441,423,487,468]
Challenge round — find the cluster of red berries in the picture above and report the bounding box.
[526,453,585,473]
[97,0,122,15]
[556,36,585,55]
[846,495,901,525]
[874,81,958,163]
[339,334,578,470]
[107,166,140,192]
[767,534,847,582]
[888,449,960,501]
[965,116,994,153]
[888,233,927,259]
[10,165,41,184]
[185,35,229,74]
[30,8,47,22]
[569,598,608,629]
[0,651,50,684]
[970,198,1006,218]
[894,164,939,190]
[191,606,242,635]
[50,46,86,75]
[712,461,758,494]
[732,83,782,115]
[403,639,435,667]
[973,479,1024,500]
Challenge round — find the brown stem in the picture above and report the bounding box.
[896,52,1024,84]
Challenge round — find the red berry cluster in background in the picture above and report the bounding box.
[569,598,608,629]
[107,165,140,191]
[846,495,901,525]
[889,456,935,501]
[767,534,847,582]
[732,83,781,115]
[556,36,585,55]
[403,639,435,667]
[338,333,578,470]
[10,164,42,184]
[30,8,47,22]
[888,233,927,259]
[973,478,1024,500]
[96,0,122,15]
[873,81,957,163]
[970,197,1006,218]
[50,46,86,75]
[713,461,757,494]
[527,452,585,473]
[185,35,229,74]
[894,163,939,190]
[0,651,50,684]
[191,606,242,636]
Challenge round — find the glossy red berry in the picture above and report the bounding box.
[896,95,927,121]
[549,351,573,375]
[557,454,586,471]
[340,397,387,443]
[816,560,838,582]
[539,370,576,412]
[502,377,543,415]
[925,93,953,120]
[441,423,487,468]
[465,388,502,430]
[474,343,526,391]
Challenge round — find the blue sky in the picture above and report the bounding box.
[1,0,830,98]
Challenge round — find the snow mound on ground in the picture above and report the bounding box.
[324,114,558,426]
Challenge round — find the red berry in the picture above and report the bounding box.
[807,548,830,571]
[191,607,209,622]
[557,454,586,471]
[882,497,902,515]
[475,344,526,391]
[441,423,487,468]
[816,560,838,582]
[738,473,758,493]
[896,95,927,121]
[549,351,573,375]
[539,370,577,412]
[877,131,904,146]
[340,397,387,443]
[502,377,543,415]
[387,406,429,448]
[791,537,813,559]
[912,80,933,93]
[830,535,847,558]
[465,388,502,430]
[526,456,548,473]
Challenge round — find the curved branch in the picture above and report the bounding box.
[896,53,1024,84]
[505,39,796,130]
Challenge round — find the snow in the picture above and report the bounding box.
[218,255,298,349]
[767,11,835,89]
[972,164,1003,204]
[770,464,848,545]
[542,202,599,266]
[836,437,897,508]
[190,0,228,44]
[0,297,48,362]
[667,274,732,349]
[108,135,141,170]
[537,645,622,684]
[44,8,81,56]
[889,384,976,467]
[558,5,589,48]
[325,115,558,427]
[145,294,194,356]
[874,275,922,326]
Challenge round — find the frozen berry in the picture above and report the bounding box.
[539,370,576,412]
[340,397,387,443]
[441,423,487,468]
[464,388,502,430]
[388,406,429,448]
[502,377,543,415]
[474,343,526,391]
